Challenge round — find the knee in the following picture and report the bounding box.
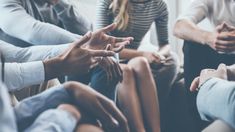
[121,65,134,78]
[128,57,150,72]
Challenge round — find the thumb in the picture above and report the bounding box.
[223,23,235,32]
[190,77,200,92]
[74,31,92,48]
[102,23,117,33]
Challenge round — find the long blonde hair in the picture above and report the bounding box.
[109,0,130,31]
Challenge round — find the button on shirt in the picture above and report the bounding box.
[0,40,69,91]
[178,0,235,27]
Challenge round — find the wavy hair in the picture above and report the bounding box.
[109,0,130,31]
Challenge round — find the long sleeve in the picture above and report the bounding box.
[53,0,92,35]
[197,78,235,129]
[4,62,45,91]
[0,83,17,132]
[0,40,69,63]
[0,0,81,45]
[154,1,169,46]
[95,0,113,30]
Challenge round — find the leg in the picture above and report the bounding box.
[128,57,160,132]
[151,52,179,132]
[90,66,119,100]
[117,64,146,132]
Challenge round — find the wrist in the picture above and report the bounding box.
[203,32,216,46]
[43,57,63,80]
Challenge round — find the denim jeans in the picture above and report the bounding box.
[68,66,118,100]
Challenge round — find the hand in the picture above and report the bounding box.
[211,23,235,53]
[44,33,116,80]
[142,51,165,64]
[98,57,123,83]
[83,24,134,52]
[190,64,228,92]
[65,82,129,132]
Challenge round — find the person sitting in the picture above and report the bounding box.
[95,0,179,131]
[174,0,235,130]
[0,59,128,132]
[190,63,235,131]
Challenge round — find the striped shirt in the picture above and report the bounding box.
[96,0,169,49]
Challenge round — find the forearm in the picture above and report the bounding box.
[5,62,45,91]
[0,40,70,62]
[197,78,235,129]
[173,20,214,45]
[119,48,144,60]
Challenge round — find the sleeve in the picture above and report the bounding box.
[24,109,77,132]
[176,0,209,24]
[0,0,81,45]
[4,61,45,91]
[197,78,235,129]
[14,85,73,131]
[95,0,113,30]
[0,40,69,63]
[0,83,17,132]
[154,1,169,46]
[53,0,93,35]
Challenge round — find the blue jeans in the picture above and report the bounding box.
[68,66,118,100]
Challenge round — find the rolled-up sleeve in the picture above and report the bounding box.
[53,0,92,35]
[24,109,77,132]
[5,61,45,91]
[176,0,208,24]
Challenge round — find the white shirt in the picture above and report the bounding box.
[0,40,69,91]
[178,0,235,27]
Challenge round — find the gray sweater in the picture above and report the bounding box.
[0,0,92,47]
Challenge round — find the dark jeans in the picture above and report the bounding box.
[68,66,118,100]
[183,40,235,131]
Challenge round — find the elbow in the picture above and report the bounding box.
[173,21,183,38]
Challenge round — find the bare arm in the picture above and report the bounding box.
[173,19,215,46]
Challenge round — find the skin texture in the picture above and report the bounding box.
[43,24,133,80]
[117,57,161,132]
[64,81,129,132]
[174,20,235,53]
[190,64,228,92]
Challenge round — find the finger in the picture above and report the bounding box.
[217,63,227,77]
[90,50,115,57]
[215,44,235,52]
[152,53,161,63]
[101,23,117,33]
[217,32,235,41]
[216,22,226,33]
[99,98,129,132]
[93,101,119,129]
[90,58,99,69]
[75,31,92,47]
[224,23,235,32]
[190,77,200,92]
[105,44,112,51]
[114,37,134,43]
[112,45,124,53]
[113,41,130,48]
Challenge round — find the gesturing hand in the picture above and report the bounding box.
[213,23,235,53]
[83,23,134,52]
[65,82,129,132]
[44,33,116,80]
[190,64,228,92]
